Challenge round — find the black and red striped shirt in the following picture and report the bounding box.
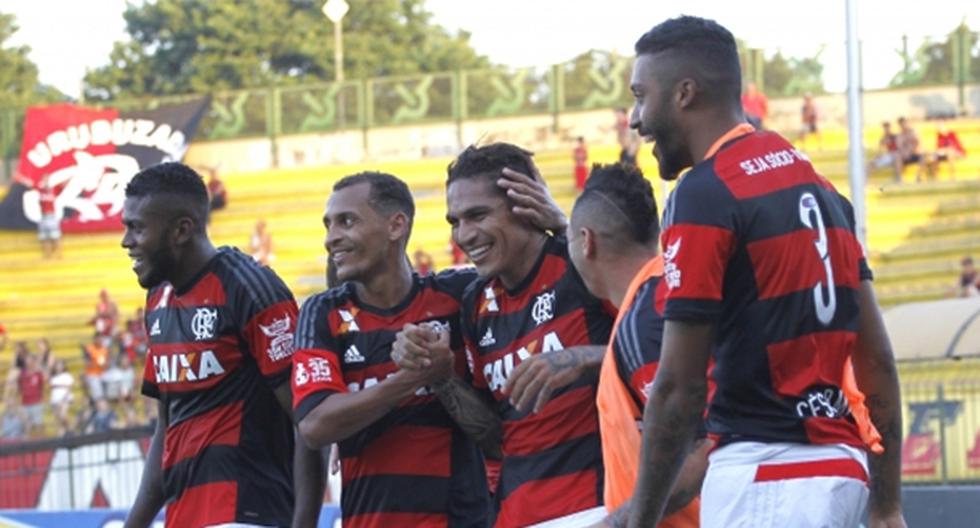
[461,236,612,527]
[660,130,871,449]
[291,269,489,528]
[141,247,298,528]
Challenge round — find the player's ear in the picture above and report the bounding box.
[388,211,410,243]
[676,77,698,110]
[171,215,196,246]
[582,227,598,259]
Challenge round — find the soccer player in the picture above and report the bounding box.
[565,163,707,528]
[394,143,613,527]
[291,170,567,527]
[121,163,324,528]
[625,16,906,528]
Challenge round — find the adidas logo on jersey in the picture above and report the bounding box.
[149,319,161,336]
[479,327,495,347]
[344,344,365,363]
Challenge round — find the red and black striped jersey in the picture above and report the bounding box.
[660,130,871,449]
[611,274,666,408]
[291,269,490,528]
[461,236,613,527]
[141,247,298,528]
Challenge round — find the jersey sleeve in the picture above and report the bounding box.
[459,280,489,392]
[838,194,874,282]
[660,168,739,322]
[292,294,348,423]
[236,266,300,388]
[613,280,665,405]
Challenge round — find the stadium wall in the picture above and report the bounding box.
[179,83,980,174]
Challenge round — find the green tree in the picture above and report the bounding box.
[890,24,979,87]
[762,50,826,97]
[83,0,490,100]
[0,12,64,109]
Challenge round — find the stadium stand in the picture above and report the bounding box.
[0,118,978,436]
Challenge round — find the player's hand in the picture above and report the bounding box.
[499,167,568,232]
[398,325,454,388]
[391,323,437,370]
[867,510,907,528]
[502,348,583,413]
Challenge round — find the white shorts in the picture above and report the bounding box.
[528,506,607,527]
[871,153,896,169]
[701,442,869,528]
[37,214,61,241]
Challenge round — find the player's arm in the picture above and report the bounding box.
[627,320,712,528]
[392,323,503,459]
[852,281,907,528]
[297,361,450,448]
[272,381,326,528]
[503,345,605,413]
[124,400,167,528]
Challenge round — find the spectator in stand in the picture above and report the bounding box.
[91,288,119,339]
[798,93,821,150]
[49,359,74,435]
[0,321,7,352]
[37,176,62,259]
[36,338,54,376]
[868,121,902,182]
[614,107,641,165]
[118,354,137,426]
[573,136,589,190]
[204,165,228,212]
[17,353,46,438]
[249,219,274,266]
[934,119,966,179]
[413,247,434,275]
[3,341,28,404]
[82,335,110,400]
[959,256,980,298]
[1,404,26,440]
[897,117,931,182]
[120,308,148,362]
[742,82,769,129]
[102,355,125,405]
[85,398,118,434]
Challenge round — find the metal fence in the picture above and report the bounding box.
[0,426,152,510]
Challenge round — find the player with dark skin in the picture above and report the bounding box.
[121,168,324,528]
[624,17,906,528]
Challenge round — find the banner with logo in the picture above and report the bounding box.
[0,98,209,232]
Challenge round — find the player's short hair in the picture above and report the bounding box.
[446,142,537,191]
[333,171,415,223]
[634,15,741,109]
[572,163,659,246]
[125,162,209,229]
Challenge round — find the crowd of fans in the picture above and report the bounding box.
[868,116,967,183]
[0,290,151,441]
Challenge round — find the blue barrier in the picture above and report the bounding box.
[0,505,341,528]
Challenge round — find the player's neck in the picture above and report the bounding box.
[355,256,414,309]
[498,231,548,291]
[689,109,745,163]
[170,239,217,293]
[605,250,658,308]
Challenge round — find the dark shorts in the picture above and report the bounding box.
[902,154,923,165]
[804,121,818,133]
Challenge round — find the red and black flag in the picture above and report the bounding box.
[0,98,209,232]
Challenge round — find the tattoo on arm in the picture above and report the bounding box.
[545,345,604,374]
[435,376,503,459]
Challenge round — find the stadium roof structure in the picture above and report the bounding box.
[884,298,980,361]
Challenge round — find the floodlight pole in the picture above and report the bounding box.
[845,0,867,248]
[324,0,350,127]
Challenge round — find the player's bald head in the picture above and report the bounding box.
[570,163,659,253]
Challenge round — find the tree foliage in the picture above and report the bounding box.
[762,50,826,97]
[890,24,980,87]
[0,12,64,109]
[83,0,491,100]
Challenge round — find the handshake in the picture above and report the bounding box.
[390,322,456,391]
